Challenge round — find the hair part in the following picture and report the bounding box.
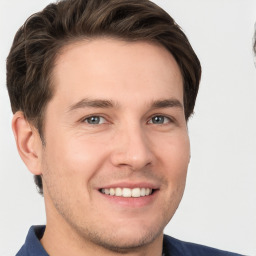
[7,0,201,195]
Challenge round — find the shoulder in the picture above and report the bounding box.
[16,226,48,256]
[163,234,244,256]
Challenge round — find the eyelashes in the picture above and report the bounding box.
[148,115,173,125]
[83,116,107,125]
[81,114,174,126]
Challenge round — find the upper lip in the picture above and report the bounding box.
[98,182,160,190]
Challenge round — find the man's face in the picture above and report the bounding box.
[40,38,190,251]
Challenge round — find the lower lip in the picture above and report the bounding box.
[98,190,159,207]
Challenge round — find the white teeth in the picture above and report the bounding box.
[141,188,146,196]
[115,187,122,196]
[123,188,132,197]
[132,188,140,197]
[109,188,115,196]
[100,188,153,197]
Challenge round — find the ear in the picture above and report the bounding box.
[12,111,42,175]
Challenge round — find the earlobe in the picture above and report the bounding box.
[12,111,42,175]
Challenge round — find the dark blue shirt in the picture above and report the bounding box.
[16,226,243,256]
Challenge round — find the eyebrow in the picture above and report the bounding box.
[67,98,117,112]
[151,99,183,110]
[67,98,183,112]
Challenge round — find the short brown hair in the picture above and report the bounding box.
[7,0,201,195]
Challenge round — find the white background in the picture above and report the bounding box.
[0,0,256,255]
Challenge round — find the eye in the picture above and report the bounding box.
[148,115,171,124]
[83,116,107,125]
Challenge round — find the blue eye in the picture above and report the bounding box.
[84,116,106,124]
[149,116,170,124]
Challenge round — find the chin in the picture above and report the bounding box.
[77,218,165,253]
[91,228,162,253]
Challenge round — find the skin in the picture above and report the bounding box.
[13,38,190,256]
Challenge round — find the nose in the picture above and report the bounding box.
[110,123,154,171]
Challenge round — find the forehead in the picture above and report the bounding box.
[50,38,183,107]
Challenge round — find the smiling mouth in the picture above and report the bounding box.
[99,188,155,198]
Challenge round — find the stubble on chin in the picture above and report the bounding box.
[70,220,165,254]
[68,187,184,254]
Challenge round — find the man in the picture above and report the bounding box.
[6,0,242,255]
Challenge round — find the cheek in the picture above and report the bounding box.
[40,135,106,215]
[154,131,190,169]
[44,131,110,177]
[156,135,189,226]
[154,132,190,191]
